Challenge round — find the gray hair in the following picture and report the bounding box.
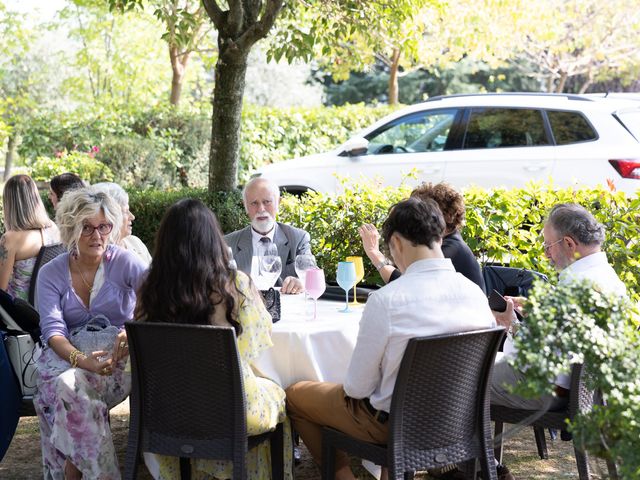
[3,174,52,231]
[242,177,280,205]
[92,182,129,208]
[546,203,605,246]
[55,186,123,252]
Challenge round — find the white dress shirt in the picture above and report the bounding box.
[553,251,627,389]
[250,225,277,281]
[343,257,496,412]
[559,251,627,296]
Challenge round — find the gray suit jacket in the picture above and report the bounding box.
[224,222,311,283]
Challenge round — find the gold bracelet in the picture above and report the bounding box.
[69,349,86,368]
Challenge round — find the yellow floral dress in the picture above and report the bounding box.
[145,273,293,479]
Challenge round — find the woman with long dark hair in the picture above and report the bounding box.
[135,198,292,479]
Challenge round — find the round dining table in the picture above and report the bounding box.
[254,292,363,389]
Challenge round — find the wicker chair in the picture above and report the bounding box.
[491,363,615,480]
[321,327,506,480]
[28,242,66,306]
[124,322,286,480]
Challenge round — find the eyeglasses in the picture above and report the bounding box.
[542,238,563,253]
[81,223,113,237]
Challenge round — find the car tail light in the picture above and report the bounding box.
[609,159,640,179]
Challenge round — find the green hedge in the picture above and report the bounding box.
[121,181,640,302]
[6,182,639,303]
[17,104,398,188]
[127,188,247,253]
[278,180,640,301]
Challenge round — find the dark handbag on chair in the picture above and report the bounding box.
[260,288,281,323]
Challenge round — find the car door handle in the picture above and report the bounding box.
[417,167,441,174]
[523,164,550,172]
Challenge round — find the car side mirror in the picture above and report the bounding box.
[342,137,369,157]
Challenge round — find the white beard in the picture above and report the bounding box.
[251,214,275,234]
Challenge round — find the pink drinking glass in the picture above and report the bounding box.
[305,267,326,320]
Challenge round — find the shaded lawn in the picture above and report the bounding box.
[1,414,612,479]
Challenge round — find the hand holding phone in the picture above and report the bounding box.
[488,289,507,312]
[488,289,523,320]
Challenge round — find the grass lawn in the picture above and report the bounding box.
[1,409,613,479]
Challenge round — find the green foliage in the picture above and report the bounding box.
[18,103,397,187]
[279,178,410,284]
[278,181,640,302]
[318,59,542,106]
[127,187,246,251]
[511,280,640,476]
[29,150,114,184]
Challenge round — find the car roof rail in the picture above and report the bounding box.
[425,92,595,102]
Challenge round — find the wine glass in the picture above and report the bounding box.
[345,256,364,306]
[305,268,326,320]
[295,254,317,298]
[336,261,357,313]
[227,245,237,270]
[260,254,282,289]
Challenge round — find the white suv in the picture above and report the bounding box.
[253,93,640,195]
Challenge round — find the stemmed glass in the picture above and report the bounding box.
[295,254,317,298]
[260,247,282,289]
[336,261,357,313]
[345,256,364,306]
[305,268,326,320]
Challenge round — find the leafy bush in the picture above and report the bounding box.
[278,180,640,301]
[18,103,398,187]
[29,149,114,184]
[512,280,640,476]
[127,187,246,252]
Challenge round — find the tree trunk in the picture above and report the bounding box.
[169,46,191,105]
[388,48,401,105]
[4,134,17,181]
[555,71,568,93]
[208,47,249,192]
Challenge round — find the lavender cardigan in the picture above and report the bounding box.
[37,245,147,345]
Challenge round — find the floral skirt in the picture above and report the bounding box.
[34,346,130,480]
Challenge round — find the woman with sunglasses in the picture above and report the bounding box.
[34,186,147,480]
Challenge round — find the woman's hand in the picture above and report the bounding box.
[78,351,113,376]
[358,224,383,261]
[112,331,129,363]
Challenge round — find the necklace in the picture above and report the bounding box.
[75,259,95,293]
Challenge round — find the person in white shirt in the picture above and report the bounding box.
[286,197,496,480]
[492,202,627,410]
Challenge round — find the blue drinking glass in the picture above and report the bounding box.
[336,261,357,313]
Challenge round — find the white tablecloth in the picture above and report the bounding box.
[254,293,363,389]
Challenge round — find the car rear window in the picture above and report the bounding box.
[615,110,640,141]
[547,110,597,145]
[463,108,549,149]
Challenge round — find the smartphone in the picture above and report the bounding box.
[488,289,508,312]
[488,289,524,320]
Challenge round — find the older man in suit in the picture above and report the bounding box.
[225,177,311,294]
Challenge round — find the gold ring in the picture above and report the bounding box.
[120,341,127,348]
[102,367,109,374]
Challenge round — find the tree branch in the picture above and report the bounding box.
[202,0,224,30]
[236,0,283,51]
